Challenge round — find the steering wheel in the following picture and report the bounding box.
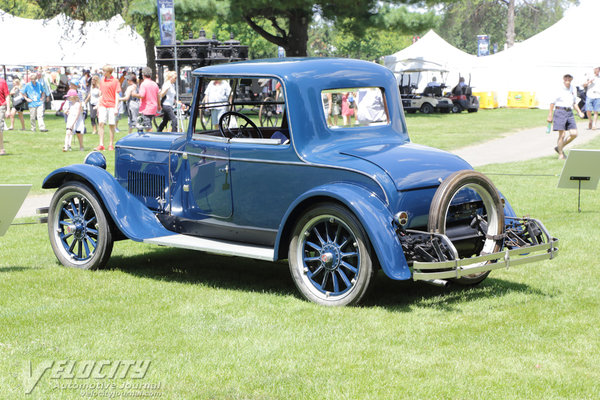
[219,111,263,139]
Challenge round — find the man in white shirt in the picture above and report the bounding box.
[202,79,231,128]
[583,67,600,129]
[356,88,387,125]
[547,74,585,160]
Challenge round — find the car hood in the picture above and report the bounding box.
[340,142,472,191]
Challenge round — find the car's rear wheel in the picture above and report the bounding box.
[48,181,113,270]
[452,104,462,113]
[420,103,434,114]
[289,203,374,306]
[428,170,505,285]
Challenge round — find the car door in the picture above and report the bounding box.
[183,137,232,218]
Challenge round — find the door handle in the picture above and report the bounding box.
[219,165,229,174]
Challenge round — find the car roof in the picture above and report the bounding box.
[193,58,396,89]
[193,58,408,156]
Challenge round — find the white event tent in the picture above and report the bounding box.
[471,0,600,108]
[384,0,600,108]
[0,10,147,68]
[383,30,477,92]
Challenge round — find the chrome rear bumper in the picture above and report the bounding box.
[412,218,559,281]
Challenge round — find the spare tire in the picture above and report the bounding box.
[428,170,505,285]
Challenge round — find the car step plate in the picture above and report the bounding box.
[143,234,275,261]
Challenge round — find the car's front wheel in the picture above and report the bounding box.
[289,203,374,306]
[48,181,113,270]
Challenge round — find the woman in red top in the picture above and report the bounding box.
[132,67,160,132]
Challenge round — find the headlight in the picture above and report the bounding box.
[84,151,107,170]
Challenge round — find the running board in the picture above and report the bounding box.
[143,234,275,261]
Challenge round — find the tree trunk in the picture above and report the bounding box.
[142,17,157,76]
[285,9,310,56]
[506,0,515,48]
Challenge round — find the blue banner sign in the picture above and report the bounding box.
[477,34,490,57]
[157,0,175,46]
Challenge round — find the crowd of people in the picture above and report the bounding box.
[0,65,183,155]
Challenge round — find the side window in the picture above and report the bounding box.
[321,87,389,128]
[233,78,286,131]
[196,78,234,133]
[194,76,288,144]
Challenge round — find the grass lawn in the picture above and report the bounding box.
[1,114,119,195]
[1,110,599,399]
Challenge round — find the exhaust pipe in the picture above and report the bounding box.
[423,279,449,287]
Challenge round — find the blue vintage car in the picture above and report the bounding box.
[43,58,558,306]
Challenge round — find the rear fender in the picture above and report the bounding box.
[275,183,411,280]
[43,164,173,241]
[499,191,518,220]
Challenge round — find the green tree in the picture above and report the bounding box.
[33,0,124,21]
[126,0,159,74]
[12,0,445,66]
[316,4,439,59]
[26,0,283,67]
[438,0,577,54]
[514,0,576,41]
[190,0,448,57]
[308,9,431,61]
[0,0,42,17]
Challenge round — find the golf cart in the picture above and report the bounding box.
[449,74,479,113]
[397,64,452,114]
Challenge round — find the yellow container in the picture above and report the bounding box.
[507,91,538,108]
[473,91,498,109]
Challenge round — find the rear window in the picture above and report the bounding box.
[321,87,389,128]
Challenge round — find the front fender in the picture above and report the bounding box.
[275,183,411,280]
[43,164,174,241]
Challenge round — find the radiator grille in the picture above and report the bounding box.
[127,171,166,201]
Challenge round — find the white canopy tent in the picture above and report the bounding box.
[383,30,477,92]
[471,0,600,108]
[384,0,600,108]
[0,10,147,68]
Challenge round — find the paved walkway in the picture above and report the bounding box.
[15,122,600,218]
[16,192,54,219]
[451,121,600,167]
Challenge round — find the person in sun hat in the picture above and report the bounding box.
[547,74,585,160]
[62,89,85,152]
